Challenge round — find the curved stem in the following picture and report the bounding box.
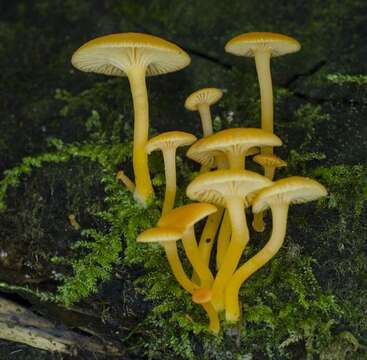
[197,104,213,137]
[162,149,177,215]
[225,203,289,322]
[254,49,273,156]
[162,242,199,293]
[182,228,214,288]
[216,210,232,270]
[116,171,135,193]
[202,303,220,334]
[252,212,265,232]
[162,242,218,332]
[127,67,154,205]
[198,208,224,266]
[211,197,249,311]
[252,166,275,232]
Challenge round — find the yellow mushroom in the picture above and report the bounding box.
[187,170,272,311]
[71,33,190,205]
[188,129,279,271]
[138,204,220,333]
[225,177,327,322]
[187,128,281,170]
[225,32,300,136]
[147,131,196,215]
[137,226,198,293]
[252,154,287,232]
[185,88,223,137]
[157,203,217,288]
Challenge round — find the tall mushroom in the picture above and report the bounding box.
[147,131,196,215]
[252,154,287,232]
[184,88,223,137]
[187,128,280,273]
[225,32,300,137]
[225,177,327,322]
[185,88,225,271]
[71,33,190,205]
[187,170,272,311]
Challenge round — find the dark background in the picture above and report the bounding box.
[0,0,366,359]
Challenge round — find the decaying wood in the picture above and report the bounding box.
[0,296,122,356]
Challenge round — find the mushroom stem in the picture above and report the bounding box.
[252,213,265,232]
[116,171,135,193]
[182,228,214,288]
[254,48,273,138]
[252,166,275,232]
[197,104,213,137]
[162,149,177,215]
[227,153,244,170]
[202,303,220,334]
[161,241,220,333]
[163,243,219,332]
[127,67,154,205]
[211,197,249,311]
[216,210,232,270]
[162,242,199,293]
[225,203,288,322]
[197,208,224,266]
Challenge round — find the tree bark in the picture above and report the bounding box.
[0,296,122,356]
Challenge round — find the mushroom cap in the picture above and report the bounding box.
[158,203,217,232]
[137,227,182,243]
[71,32,191,77]
[186,147,223,168]
[192,288,212,304]
[146,131,197,154]
[184,88,223,111]
[186,169,273,207]
[253,154,287,168]
[187,128,282,161]
[225,32,301,58]
[252,176,327,213]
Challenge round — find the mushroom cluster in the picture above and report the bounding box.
[72,32,327,333]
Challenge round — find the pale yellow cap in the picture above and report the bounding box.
[158,203,217,232]
[147,131,197,154]
[137,227,182,243]
[187,128,281,161]
[185,88,223,111]
[252,176,327,213]
[253,154,287,168]
[186,169,273,207]
[72,32,190,77]
[225,32,300,58]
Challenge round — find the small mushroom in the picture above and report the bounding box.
[225,176,327,322]
[138,204,220,333]
[184,88,223,137]
[147,131,196,215]
[157,203,217,288]
[72,33,190,205]
[137,226,197,292]
[187,128,281,170]
[187,169,272,311]
[252,154,287,232]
